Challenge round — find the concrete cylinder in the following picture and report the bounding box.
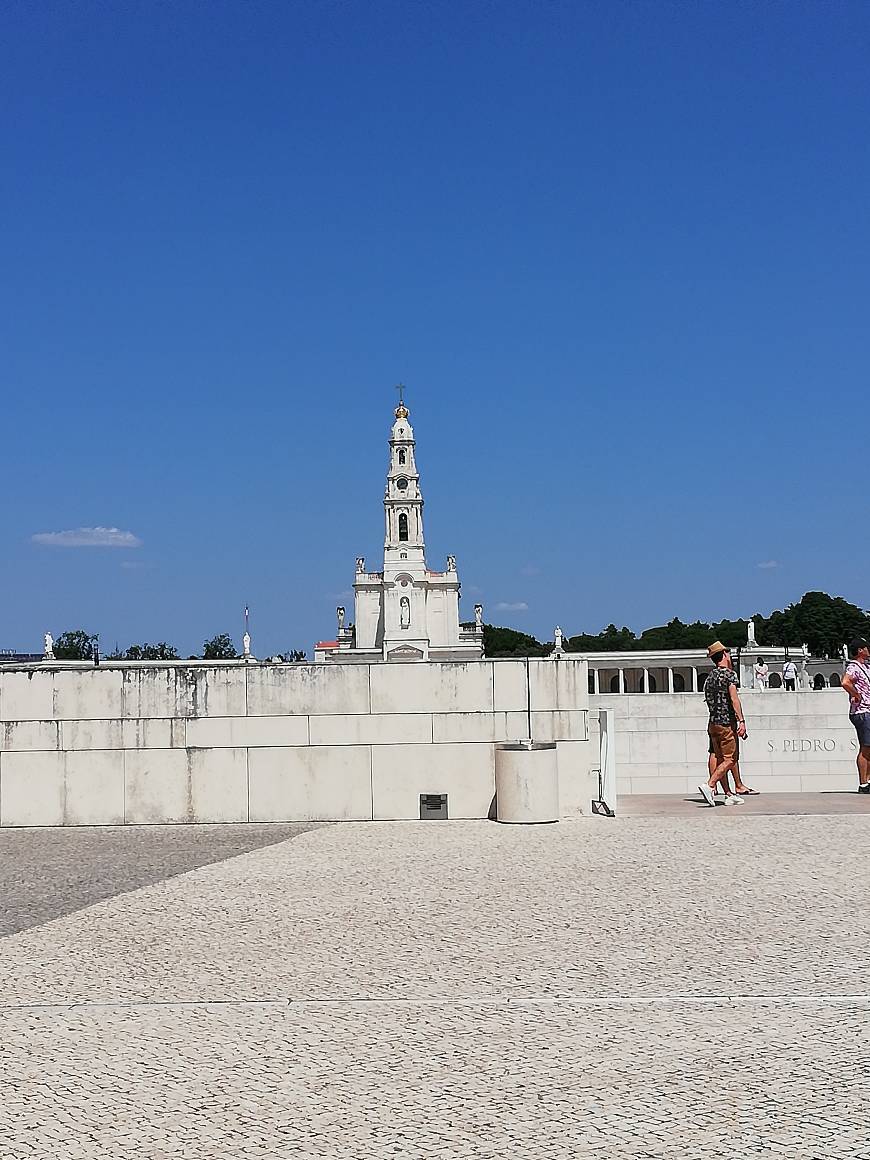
[495,742,559,824]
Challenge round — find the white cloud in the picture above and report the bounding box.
[757,560,780,570]
[464,584,483,595]
[495,601,529,612]
[327,590,354,601]
[32,526,143,549]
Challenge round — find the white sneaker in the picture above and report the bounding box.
[723,794,744,805]
[699,784,715,807]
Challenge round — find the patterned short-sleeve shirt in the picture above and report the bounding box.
[704,666,738,726]
[845,661,870,715]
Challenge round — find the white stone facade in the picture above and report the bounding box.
[316,399,483,663]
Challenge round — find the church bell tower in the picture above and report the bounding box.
[316,386,484,663]
[384,389,425,579]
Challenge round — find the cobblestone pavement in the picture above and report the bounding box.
[2,817,869,1157]
[0,822,323,936]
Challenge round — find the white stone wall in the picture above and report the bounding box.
[0,659,592,827]
[588,689,858,793]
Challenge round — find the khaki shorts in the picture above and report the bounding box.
[708,722,739,763]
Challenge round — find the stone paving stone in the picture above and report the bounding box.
[2,816,869,1005]
[0,822,323,936]
[1,816,869,1156]
[2,1002,867,1159]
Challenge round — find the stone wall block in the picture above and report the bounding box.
[370,662,493,715]
[120,719,177,750]
[0,671,55,721]
[122,668,193,719]
[187,748,248,822]
[247,665,370,717]
[529,660,590,713]
[64,751,125,825]
[187,667,246,718]
[187,715,309,749]
[1,720,60,752]
[530,710,589,744]
[61,719,124,751]
[492,661,529,713]
[124,749,191,824]
[1,751,65,826]
[308,713,431,746]
[248,745,372,821]
[556,740,596,818]
[371,742,495,820]
[54,670,123,720]
[432,712,512,744]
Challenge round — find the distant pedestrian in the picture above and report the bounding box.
[840,638,870,794]
[753,657,769,691]
[782,658,798,692]
[699,642,748,806]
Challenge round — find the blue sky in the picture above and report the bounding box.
[2,0,868,656]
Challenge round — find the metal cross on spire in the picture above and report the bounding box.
[395,382,406,406]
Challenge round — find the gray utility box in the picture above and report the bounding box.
[420,793,448,820]
[495,742,559,824]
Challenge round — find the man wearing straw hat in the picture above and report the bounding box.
[699,641,748,807]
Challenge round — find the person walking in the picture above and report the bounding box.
[782,658,798,692]
[753,657,769,691]
[840,637,870,794]
[707,745,758,796]
[699,642,748,806]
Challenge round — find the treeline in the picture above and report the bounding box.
[50,630,306,662]
[480,592,870,659]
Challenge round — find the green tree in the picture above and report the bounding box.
[709,618,749,649]
[782,591,870,657]
[482,624,549,657]
[203,633,238,660]
[286,649,307,662]
[53,629,99,660]
[565,624,636,652]
[635,618,714,650]
[124,642,180,660]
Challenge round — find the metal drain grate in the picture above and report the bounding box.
[419,793,448,820]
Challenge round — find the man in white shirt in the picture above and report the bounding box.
[753,657,769,691]
[782,659,798,691]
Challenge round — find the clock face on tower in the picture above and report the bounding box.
[396,477,408,491]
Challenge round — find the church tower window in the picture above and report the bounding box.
[398,513,409,541]
[398,449,406,465]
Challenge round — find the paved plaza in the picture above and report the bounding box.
[2,808,870,1158]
